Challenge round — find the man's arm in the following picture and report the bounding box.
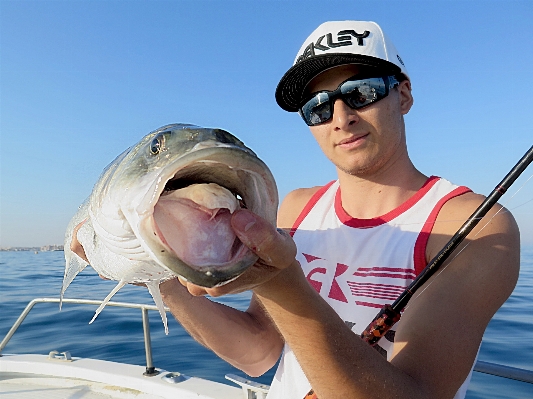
[226,193,519,399]
[391,193,520,395]
[160,280,283,377]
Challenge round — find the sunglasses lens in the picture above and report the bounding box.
[301,92,332,126]
[341,78,386,109]
[299,76,394,126]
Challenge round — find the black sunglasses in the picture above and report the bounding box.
[298,75,400,126]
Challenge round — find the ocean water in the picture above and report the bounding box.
[0,248,532,398]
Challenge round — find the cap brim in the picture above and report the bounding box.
[275,54,401,112]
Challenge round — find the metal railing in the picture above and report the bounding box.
[1,297,532,386]
[0,297,165,376]
[473,360,533,384]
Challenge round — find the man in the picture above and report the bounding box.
[166,20,519,398]
[74,20,520,399]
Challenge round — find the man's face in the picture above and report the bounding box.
[305,65,413,177]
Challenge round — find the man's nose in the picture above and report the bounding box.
[332,99,359,129]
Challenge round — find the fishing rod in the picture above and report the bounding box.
[360,144,533,346]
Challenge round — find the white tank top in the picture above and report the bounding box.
[266,176,476,399]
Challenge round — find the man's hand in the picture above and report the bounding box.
[70,220,89,262]
[69,210,297,296]
[181,209,298,297]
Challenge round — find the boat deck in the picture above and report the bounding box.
[2,372,145,399]
[0,353,240,399]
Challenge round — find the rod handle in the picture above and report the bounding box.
[360,304,402,345]
[303,390,318,399]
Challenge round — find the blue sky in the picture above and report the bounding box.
[1,0,532,247]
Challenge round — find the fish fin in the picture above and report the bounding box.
[89,279,127,324]
[146,280,169,335]
[60,249,89,310]
[61,201,90,310]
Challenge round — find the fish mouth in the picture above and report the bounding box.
[162,167,247,207]
[144,147,277,288]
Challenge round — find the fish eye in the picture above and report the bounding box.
[150,134,165,155]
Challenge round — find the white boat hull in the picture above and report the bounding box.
[0,353,241,399]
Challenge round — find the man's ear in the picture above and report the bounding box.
[398,80,413,115]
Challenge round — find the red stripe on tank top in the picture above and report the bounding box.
[335,176,440,228]
[356,267,415,273]
[349,285,404,299]
[352,271,416,279]
[413,186,472,276]
[352,266,416,279]
[351,292,401,301]
[347,282,406,295]
[290,180,336,237]
[355,301,384,309]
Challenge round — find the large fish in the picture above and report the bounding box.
[61,124,278,333]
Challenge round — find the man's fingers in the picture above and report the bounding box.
[186,284,209,296]
[231,209,297,270]
[71,220,89,262]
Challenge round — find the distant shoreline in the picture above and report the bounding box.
[0,245,64,252]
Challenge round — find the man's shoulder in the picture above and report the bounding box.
[285,185,327,204]
[427,188,520,263]
[277,185,330,229]
[434,189,515,229]
[439,189,484,210]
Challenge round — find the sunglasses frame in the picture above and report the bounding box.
[298,75,400,126]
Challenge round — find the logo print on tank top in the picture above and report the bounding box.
[302,252,414,308]
[303,253,347,302]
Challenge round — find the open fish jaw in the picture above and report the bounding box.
[62,124,278,331]
[137,145,278,287]
[91,125,277,286]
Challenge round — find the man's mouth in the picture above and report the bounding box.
[337,133,369,147]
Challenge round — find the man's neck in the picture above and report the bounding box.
[337,161,427,220]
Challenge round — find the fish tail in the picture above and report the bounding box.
[90,279,127,324]
[146,280,169,335]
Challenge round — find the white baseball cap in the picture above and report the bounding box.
[275,21,409,112]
